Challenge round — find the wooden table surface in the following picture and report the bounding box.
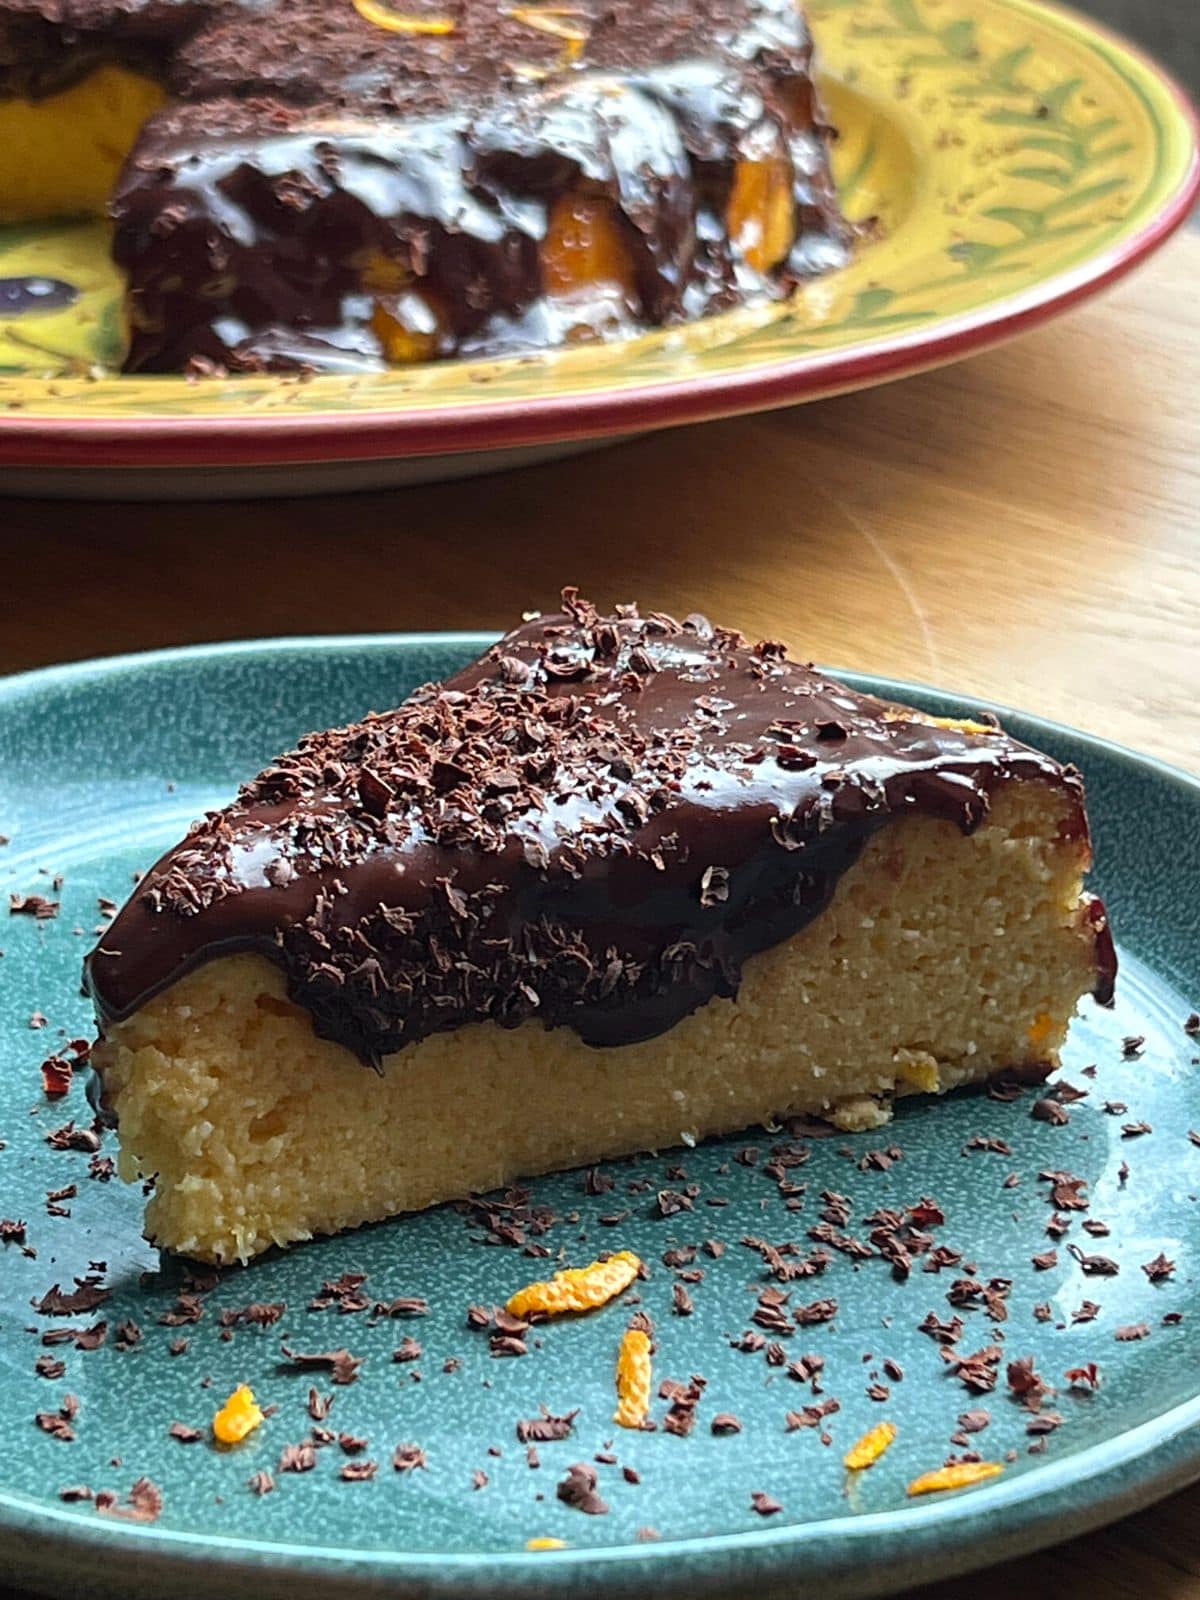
[2,232,1198,1600]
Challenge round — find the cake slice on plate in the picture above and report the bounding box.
[86,593,1114,1263]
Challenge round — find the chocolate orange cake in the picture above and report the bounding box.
[85,593,1115,1263]
[0,0,851,372]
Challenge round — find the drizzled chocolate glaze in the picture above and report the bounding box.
[86,594,1115,1066]
[1,0,850,370]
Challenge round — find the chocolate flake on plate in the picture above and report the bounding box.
[392,1443,428,1472]
[556,1462,609,1515]
[9,894,59,919]
[750,1490,783,1515]
[516,1407,579,1443]
[1141,1253,1176,1282]
[279,1342,362,1384]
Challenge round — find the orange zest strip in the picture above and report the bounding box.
[907,1461,1004,1496]
[843,1420,897,1471]
[526,1537,568,1550]
[881,710,998,736]
[352,0,457,34]
[507,1249,641,1319]
[212,1384,264,1445]
[506,5,589,62]
[614,1323,653,1429]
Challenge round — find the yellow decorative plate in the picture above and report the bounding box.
[0,0,1196,496]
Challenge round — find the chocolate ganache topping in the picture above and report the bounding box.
[85,593,1115,1063]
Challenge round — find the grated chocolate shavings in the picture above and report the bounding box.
[1068,1245,1119,1277]
[947,1346,1003,1394]
[40,1057,73,1098]
[957,1409,991,1433]
[785,1399,839,1431]
[34,1278,110,1317]
[45,1122,102,1154]
[372,1296,430,1319]
[556,1462,609,1515]
[1065,1364,1100,1390]
[10,893,59,919]
[99,1477,163,1524]
[1141,1253,1175,1282]
[279,1342,362,1384]
[309,1272,370,1314]
[307,1389,333,1421]
[36,1399,79,1442]
[516,1408,579,1443]
[279,1443,318,1473]
[660,1374,707,1437]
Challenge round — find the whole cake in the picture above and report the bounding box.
[85,594,1115,1263]
[0,0,851,371]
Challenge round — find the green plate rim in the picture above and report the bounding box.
[1,632,1198,1599]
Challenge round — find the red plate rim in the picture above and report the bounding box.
[0,3,1196,472]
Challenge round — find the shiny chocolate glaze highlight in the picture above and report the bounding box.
[85,597,1114,1065]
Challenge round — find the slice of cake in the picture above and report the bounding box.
[0,0,850,371]
[85,593,1115,1263]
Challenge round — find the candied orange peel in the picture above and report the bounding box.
[907,1461,1004,1496]
[352,0,457,34]
[882,709,998,737]
[526,1536,568,1550]
[843,1420,897,1471]
[507,1249,641,1319]
[613,1322,653,1429]
[1027,1010,1057,1049]
[212,1383,264,1445]
[727,157,794,275]
[507,4,589,62]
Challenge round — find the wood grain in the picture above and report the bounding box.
[1,232,1197,1600]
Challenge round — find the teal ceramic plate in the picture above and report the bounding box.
[0,636,1197,1600]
